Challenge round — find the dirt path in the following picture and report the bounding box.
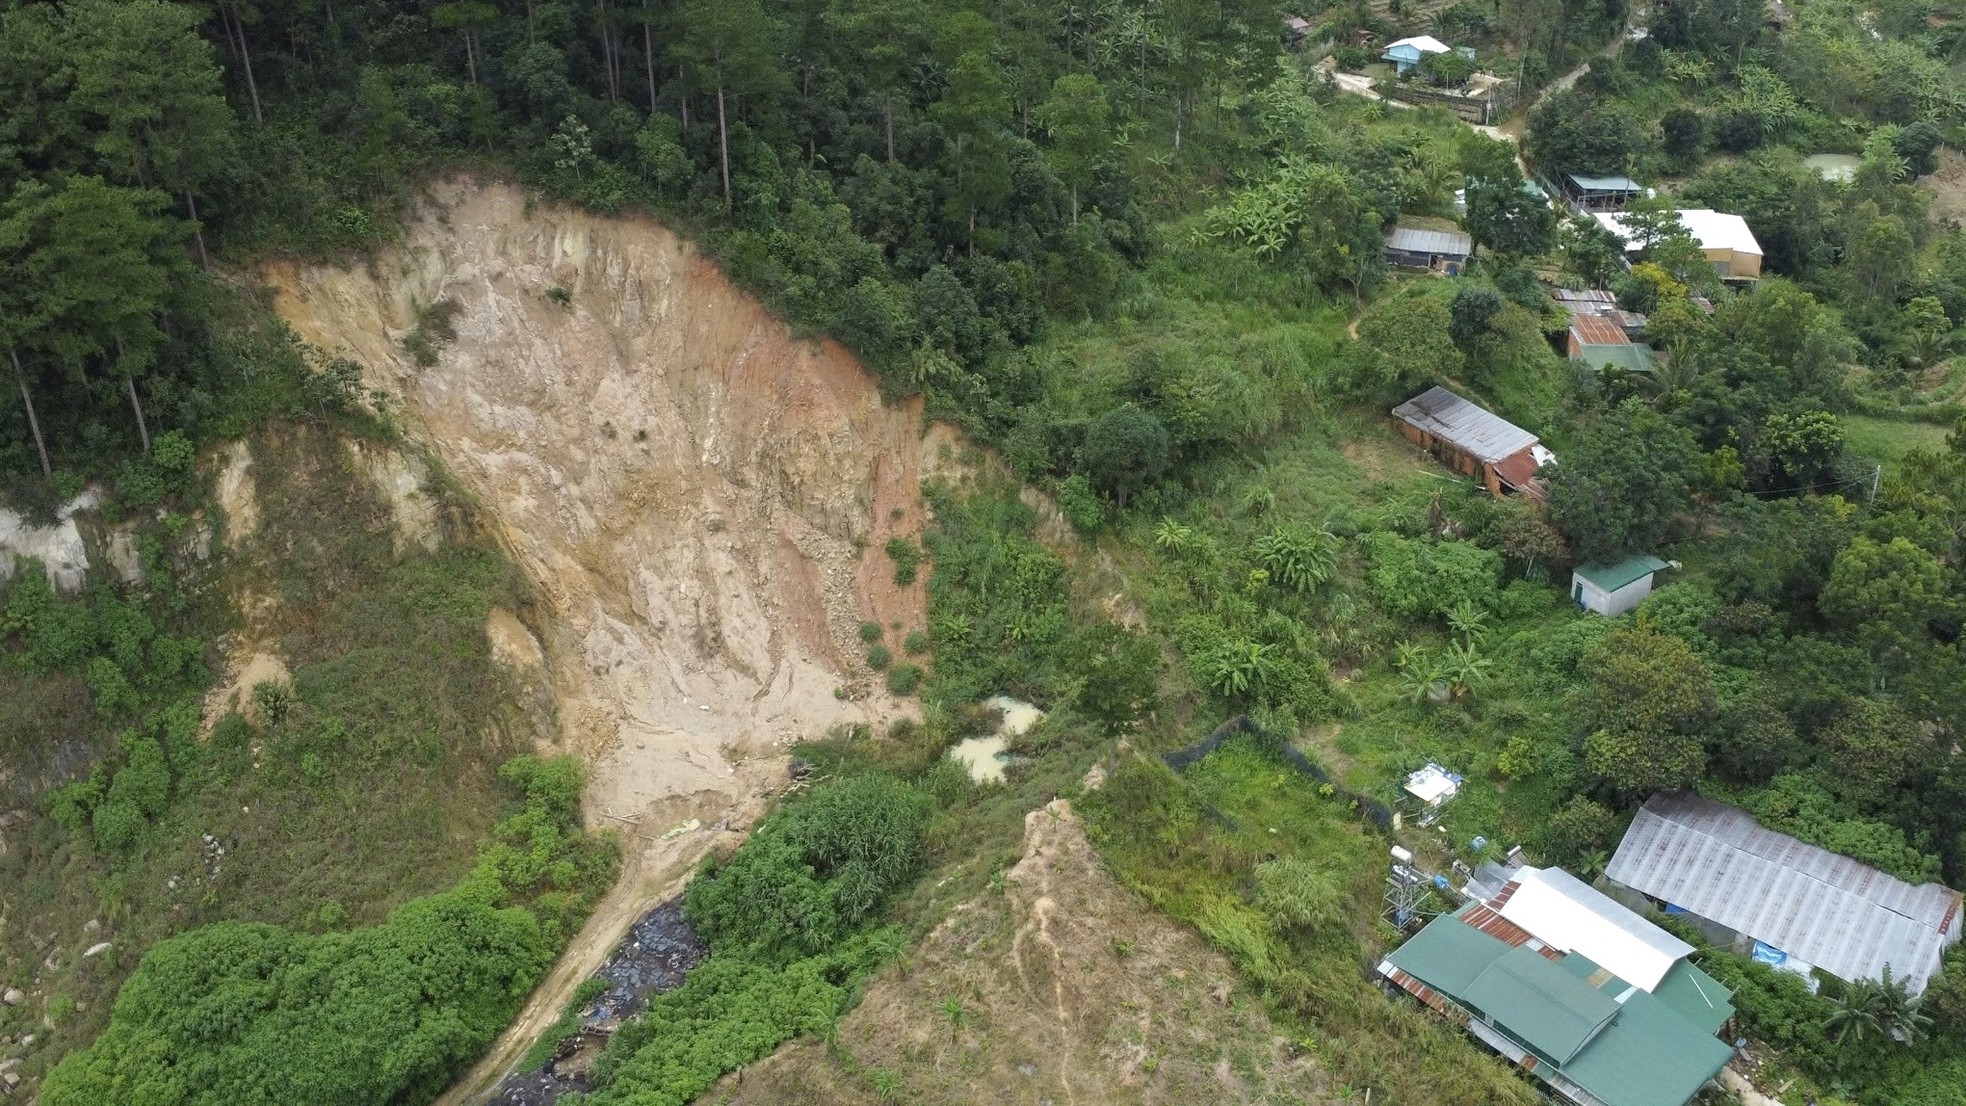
[1324,11,1646,141]
[432,807,762,1106]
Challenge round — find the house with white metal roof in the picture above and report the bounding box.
[1384,223,1471,271]
[1593,209,1763,280]
[1382,34,1451,73]
[1605,793,1964,994]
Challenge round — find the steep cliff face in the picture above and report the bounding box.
[267,177,943,834]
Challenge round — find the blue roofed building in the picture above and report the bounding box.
[1382,34,1452,73]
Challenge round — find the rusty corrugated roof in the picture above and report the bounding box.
[1393,386,1538,463]
[1569,315,1632,347]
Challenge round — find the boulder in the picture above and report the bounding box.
[82,942,111,959]
[0,990,19,1006]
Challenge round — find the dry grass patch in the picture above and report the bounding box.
[709,799,1329,1106]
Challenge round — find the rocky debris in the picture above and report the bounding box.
[3,1069,18,1089]
[484,899,707,1106]
[82,943,111,959]
[81,920,99,935]
[585,900,707,1025]
[0,991,18,1007]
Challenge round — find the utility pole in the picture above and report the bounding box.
[1869,463,1882,502]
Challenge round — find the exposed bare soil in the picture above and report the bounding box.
[1922,147,1966,224]
[708,800,1330,1106]
[264,176,958,1101]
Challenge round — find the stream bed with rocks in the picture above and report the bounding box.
[485,898,708,1106]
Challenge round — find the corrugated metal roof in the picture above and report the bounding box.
[1499,867,1694,993]
[1559,983,1735,1106]
[1605,793,1965,994]
[1651,960,1735,1036]
[1385,914,1735,1106]
[1464,945,1623,1064]
[1568,173,1645,193]
[1595,210,1762,257]
[1578,343,1655,373]
[1574,555,1668,593]
[1392,386,1538,463]
[1385,913,1514,996]
[1385,224,1472,256]
[1385,34,1453,54]
[1569,315,1632,346]
[1460,900,1564,958]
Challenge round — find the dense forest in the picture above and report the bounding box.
[6,0,1966,1104]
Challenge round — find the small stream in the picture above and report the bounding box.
[485,899,707,1106]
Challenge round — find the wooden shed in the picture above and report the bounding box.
[1393,386,1551,500]
[1385,224,1472,272]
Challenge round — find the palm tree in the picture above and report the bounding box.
[1204,640,1276,699]
[1446,599,1488,642]
[1397,650,1451,705]
[1875,964,1932,1044]
[1826,980,1885,1046]
[1255,525,1338,593]
[1443,640,1492,700]
[1902,326,1953,375]
[1153,517,1193,554]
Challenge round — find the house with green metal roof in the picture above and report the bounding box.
[1570,555,1671,617]
[1577,342,1655,375]
[1378,910,1734,1106]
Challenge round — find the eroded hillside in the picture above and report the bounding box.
[265,179,960,1096]
[269,178,949,829]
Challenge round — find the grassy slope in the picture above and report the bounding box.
[710,798,1329,1106]
[0,421,543,1078]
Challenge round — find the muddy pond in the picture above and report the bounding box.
[946,695,1044,784]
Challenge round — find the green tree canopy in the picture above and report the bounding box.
[1037,72,1111,225]
[1546,399,1702,563]
[1577,624,1715,794]
[1081,405,1171,507]
[1820,535,1950,664]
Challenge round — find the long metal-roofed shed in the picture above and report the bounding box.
[1393,386,1549,500]
[1385,224,1472,271]
[1605,793,1965,995]
[1379,908,1734,1106]
[1562,173,1646,211]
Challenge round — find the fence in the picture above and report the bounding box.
[1380,80,1518,125]
[1162,715,1394,830]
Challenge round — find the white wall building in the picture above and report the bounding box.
[1570,555,1669,616]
